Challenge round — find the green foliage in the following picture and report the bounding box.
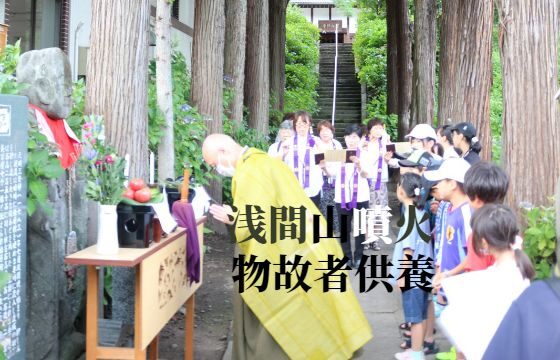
[353,11,387,91]
[103,267,112,306]
[80,115,126,205]
[285,4,320,114]
[490,25,503,163]
[523,200,557,279]
[0,41,27,95]
[66,78,86,135]
[26,128,64,216]
[364,95,398,140]
[334,0,356,17]
[353,8,399,137]
[147,50,214,186]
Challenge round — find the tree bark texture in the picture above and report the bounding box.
[191,0,225,134]
[497,0,560,208]
[386,0,399,115]
[395,0,412,140]
[192,0,226,230]
[156,0,175,182]
[245,0,270,135]
[224,0,247,123]
[438,0,493,160]
[269,0,288,116]
[85,0,150,180]
[411,0,436,127]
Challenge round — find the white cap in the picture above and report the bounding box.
[405,124,438,140]
[423,158,471,183]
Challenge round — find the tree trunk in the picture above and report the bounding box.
[395,0,412,140]
[85,0,150,180]
[245,0,270,135]
[438,0,493,159]
[156,0,175,182]
[192,0,226,234]
[497,0,560,209]
[411,0,436,127]
[269,0,288,118]
[191,0,225,134]
[386,0,399,115]
[224,0,247,123]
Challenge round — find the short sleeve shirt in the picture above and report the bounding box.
[439,201,472,273]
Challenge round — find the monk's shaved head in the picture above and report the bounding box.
[202,133,242,168]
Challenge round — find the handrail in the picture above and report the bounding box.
[331,23,338,126]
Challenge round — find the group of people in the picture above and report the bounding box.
[268,111,393,266]
[201,111,553,360]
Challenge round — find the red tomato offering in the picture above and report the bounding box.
[129,178,146,191]
[122,188,135,199]
[133,187,152,203]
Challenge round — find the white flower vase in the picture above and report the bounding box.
[96,204,119,255]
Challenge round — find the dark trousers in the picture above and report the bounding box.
[336,201,369,263]
[310,193,321,210]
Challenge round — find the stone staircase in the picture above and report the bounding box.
[316,43,362,140]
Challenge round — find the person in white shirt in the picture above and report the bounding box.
[362,118,392,251]
[268,118,295,160]
[325,124,373,268]
[439,204,535,360]
[284,111,323,209]
[436,124,460,160]
[315,120,343,234]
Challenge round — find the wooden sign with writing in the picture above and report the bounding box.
[318,20,345,33]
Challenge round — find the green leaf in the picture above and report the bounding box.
[27,198,37,216]
[42,162,64,179]
[29,179,48,202]
[523,227,541,238]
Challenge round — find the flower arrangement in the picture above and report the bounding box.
[80,115,126,205]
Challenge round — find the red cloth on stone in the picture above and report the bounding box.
[30,104,81,169]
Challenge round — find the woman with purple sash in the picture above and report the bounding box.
[362,118,392,251]
[315,120,343,235]
[284,111,323,209]
[327,124,374,269]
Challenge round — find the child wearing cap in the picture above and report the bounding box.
[451,122,482,165]
[424,158,471,360]
[425,158,472,286]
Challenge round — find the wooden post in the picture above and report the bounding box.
[86,266,99,360]
[148,335,160,360]
[185,296,195,360]
[134,268,146,359]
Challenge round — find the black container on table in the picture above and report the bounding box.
[165,187,196,212]
[117,203,155,248]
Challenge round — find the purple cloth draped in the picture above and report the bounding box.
[172,202,201,284]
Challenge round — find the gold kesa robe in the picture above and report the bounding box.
[231,148,372,360]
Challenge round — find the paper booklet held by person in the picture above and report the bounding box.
[393,142,412,154]
[317,149,358,164]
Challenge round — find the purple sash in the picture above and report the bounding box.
[293,135,315,188]
[374,140,383,190]
[341,148,360,210]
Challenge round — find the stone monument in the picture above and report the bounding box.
[17,48,88,360]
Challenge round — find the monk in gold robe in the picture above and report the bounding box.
[202,134,372,360]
